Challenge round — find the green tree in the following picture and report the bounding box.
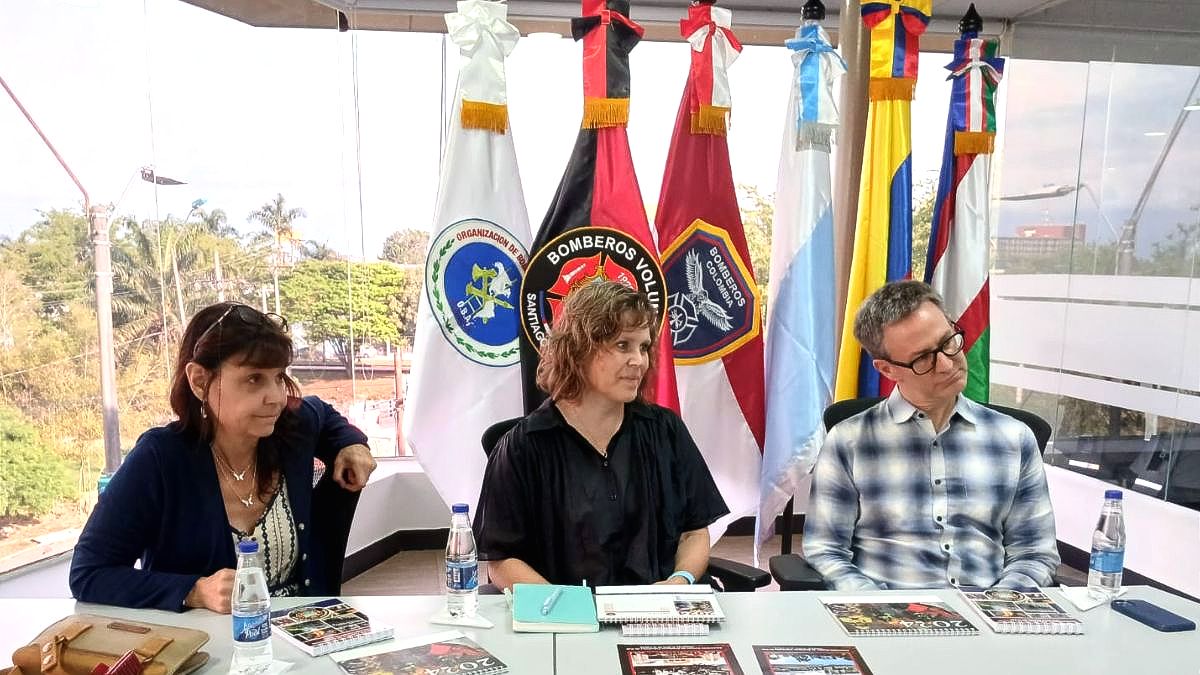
[301,240,342,261]
[736,185,773,303]
[248,193,306,242]
[195,207,236,237]
[12,209,92,317]
[1147,220,1200,277]
[0,404,75,518]
[281,261,414,375]
[381,229,429,266]
[0,268,38,354]
[911,179,936,282]
[387,267,425,348]
[110,218,178,347]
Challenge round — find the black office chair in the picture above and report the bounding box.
[480,418,771,592]
[768,397,1054,591]
[310,470,362,594]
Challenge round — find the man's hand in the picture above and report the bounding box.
[185,569,234,613]
[333,444,377,492]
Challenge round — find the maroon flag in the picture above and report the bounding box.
[654,2,762,534]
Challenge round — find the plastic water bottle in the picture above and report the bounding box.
[445,503,478,617]
[231,540,273,674]
[1087,489,1126,600]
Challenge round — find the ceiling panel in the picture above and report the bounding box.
[180,0,1200,63]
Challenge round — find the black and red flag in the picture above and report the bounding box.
[518,0,679,413]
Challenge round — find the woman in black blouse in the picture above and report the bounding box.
[473,280,728,589]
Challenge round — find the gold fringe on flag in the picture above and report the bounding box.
[461,99,509,133]
[868,77,916,102]
[954,130,995,156]
[690,104,730,136]
[582,97,630,129]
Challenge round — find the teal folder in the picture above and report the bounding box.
[511,583,599,633]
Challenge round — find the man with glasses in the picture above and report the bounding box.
[802,280,1059,590]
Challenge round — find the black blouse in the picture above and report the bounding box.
[473,399,729,586]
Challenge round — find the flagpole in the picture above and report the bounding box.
[831,0,870,360]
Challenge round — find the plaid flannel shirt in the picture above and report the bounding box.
[802,388,1060,591]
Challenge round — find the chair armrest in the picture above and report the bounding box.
[706,556,771,592]
[768,553,826,591]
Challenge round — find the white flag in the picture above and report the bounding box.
[403,0,532,514]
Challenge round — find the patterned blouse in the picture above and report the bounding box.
[231,485,300,596]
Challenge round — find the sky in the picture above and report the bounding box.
[1,0,1197,262]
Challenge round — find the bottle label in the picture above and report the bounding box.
[232,612,271,643]
[446,560,478,592]
[1089,549,1125,575]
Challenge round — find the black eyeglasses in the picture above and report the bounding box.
[882,324,965,375]
[192,304,288,359]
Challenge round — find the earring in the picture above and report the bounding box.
[200,401,208,420]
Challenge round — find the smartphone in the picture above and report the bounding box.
[1111,599,1196,632]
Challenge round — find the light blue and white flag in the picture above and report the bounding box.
[754,22,843,562]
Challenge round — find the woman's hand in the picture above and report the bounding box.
[185,569,234,613]
[653,575,691,586]
[332,443,377,492]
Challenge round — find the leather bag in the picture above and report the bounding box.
[6,614,209,675]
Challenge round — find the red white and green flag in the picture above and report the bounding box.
[924,5,1004,402]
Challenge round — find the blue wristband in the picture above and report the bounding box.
[668,570,695,584]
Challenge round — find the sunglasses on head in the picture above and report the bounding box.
[192,304,289,360]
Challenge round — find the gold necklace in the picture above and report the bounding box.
[212,445,253,482]
[212,447,258,509]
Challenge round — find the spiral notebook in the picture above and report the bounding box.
[621,622,710,637]
[820,595,979,637]
[331,630,506,675]
[594,584,726,625]
[959,588,1084,635]
[269,599,393,656]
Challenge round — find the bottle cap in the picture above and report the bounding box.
[1104,489,1123,500]
[237,540,259,554]
[452,503,470,514]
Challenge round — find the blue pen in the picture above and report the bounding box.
[541,586,564,615]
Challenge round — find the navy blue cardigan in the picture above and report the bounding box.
[69,396,368,611]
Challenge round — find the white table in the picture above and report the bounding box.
[556,586,1200,674]
[7,588,1198,674]
[0,595,552,674]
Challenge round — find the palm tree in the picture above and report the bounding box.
[111,218,176,361]
[301,240,341,261]
[248,194,306,315]
[196,207,235,237]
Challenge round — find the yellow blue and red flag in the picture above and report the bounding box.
[835,0,931,400]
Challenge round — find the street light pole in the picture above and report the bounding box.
[91,207,122,473]
[1,73,122,473]
[1116,71,1200,275]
